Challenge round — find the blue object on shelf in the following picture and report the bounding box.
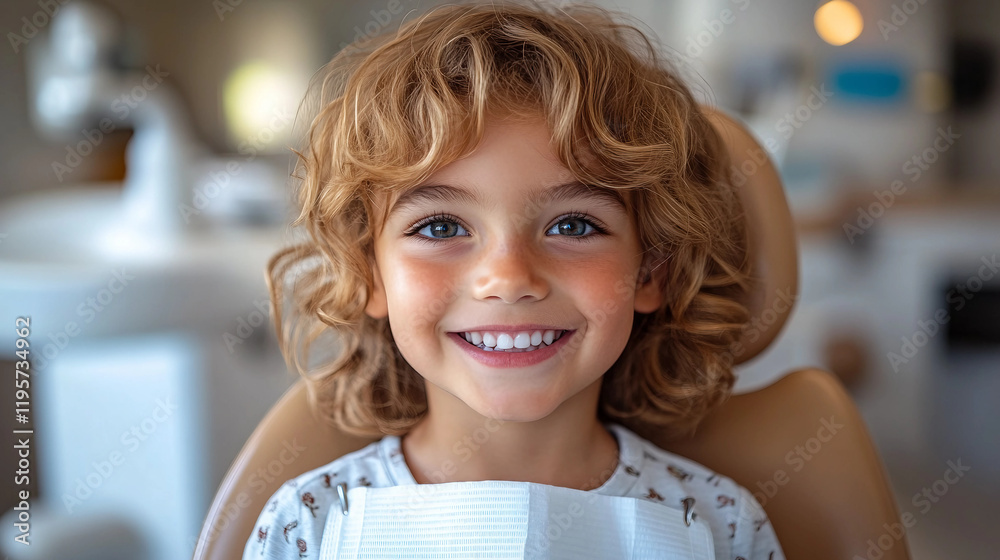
[828,59,908,104]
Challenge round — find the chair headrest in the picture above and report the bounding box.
[705,108,799,364]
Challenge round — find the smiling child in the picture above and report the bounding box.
[245,1,785,558]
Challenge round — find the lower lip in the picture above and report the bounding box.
[448,331,576,368]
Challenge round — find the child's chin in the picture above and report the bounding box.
[468,395,562,424]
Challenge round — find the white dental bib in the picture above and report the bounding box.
[318,480,715,559]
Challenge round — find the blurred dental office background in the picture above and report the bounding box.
[0,0,997,558]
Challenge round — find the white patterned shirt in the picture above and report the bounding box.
[243,422,785,559]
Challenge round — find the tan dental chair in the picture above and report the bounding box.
[193,112,912,560]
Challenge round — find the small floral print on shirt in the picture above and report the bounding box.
[717,494,737,508]
[301,493,318,517]
[667,464,693,481]
[321,472,338,488]
[282,520,297,542]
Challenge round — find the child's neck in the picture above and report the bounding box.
[400,379,619,491]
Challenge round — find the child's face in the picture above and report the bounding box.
[365,116,663,423]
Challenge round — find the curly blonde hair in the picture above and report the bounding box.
[266,0,753,440]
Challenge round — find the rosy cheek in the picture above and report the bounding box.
[389,257,457,310]
[569,265,636,322]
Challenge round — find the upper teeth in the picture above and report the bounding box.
[462,330,564,349]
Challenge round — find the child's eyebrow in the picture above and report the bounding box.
[389,180,627,216]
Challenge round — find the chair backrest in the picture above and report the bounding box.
[193,109,910,559]
[659,368,912,560]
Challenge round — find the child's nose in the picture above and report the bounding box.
[470,242,549,304]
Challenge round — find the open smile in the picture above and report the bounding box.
[447,330,576,368]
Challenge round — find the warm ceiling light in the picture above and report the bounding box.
[223,61,297,149]
[815,1,864,46]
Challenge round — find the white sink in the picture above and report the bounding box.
[0,183,292,353]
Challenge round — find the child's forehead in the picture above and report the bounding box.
[364,110,637,227]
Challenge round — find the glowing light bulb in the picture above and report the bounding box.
[815,0,864,46]
[223,61,297,150]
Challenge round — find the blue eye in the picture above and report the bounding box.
[403,213,470,244]
[547,215,598,237]
[415,219,469,240]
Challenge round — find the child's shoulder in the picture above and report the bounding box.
[278,435,398,497]
[245,437,401,558]
[609,422,725,480]
[607,422,760,512]
[608,423,780,557]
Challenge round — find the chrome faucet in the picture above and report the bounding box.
[25,1,207,250]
